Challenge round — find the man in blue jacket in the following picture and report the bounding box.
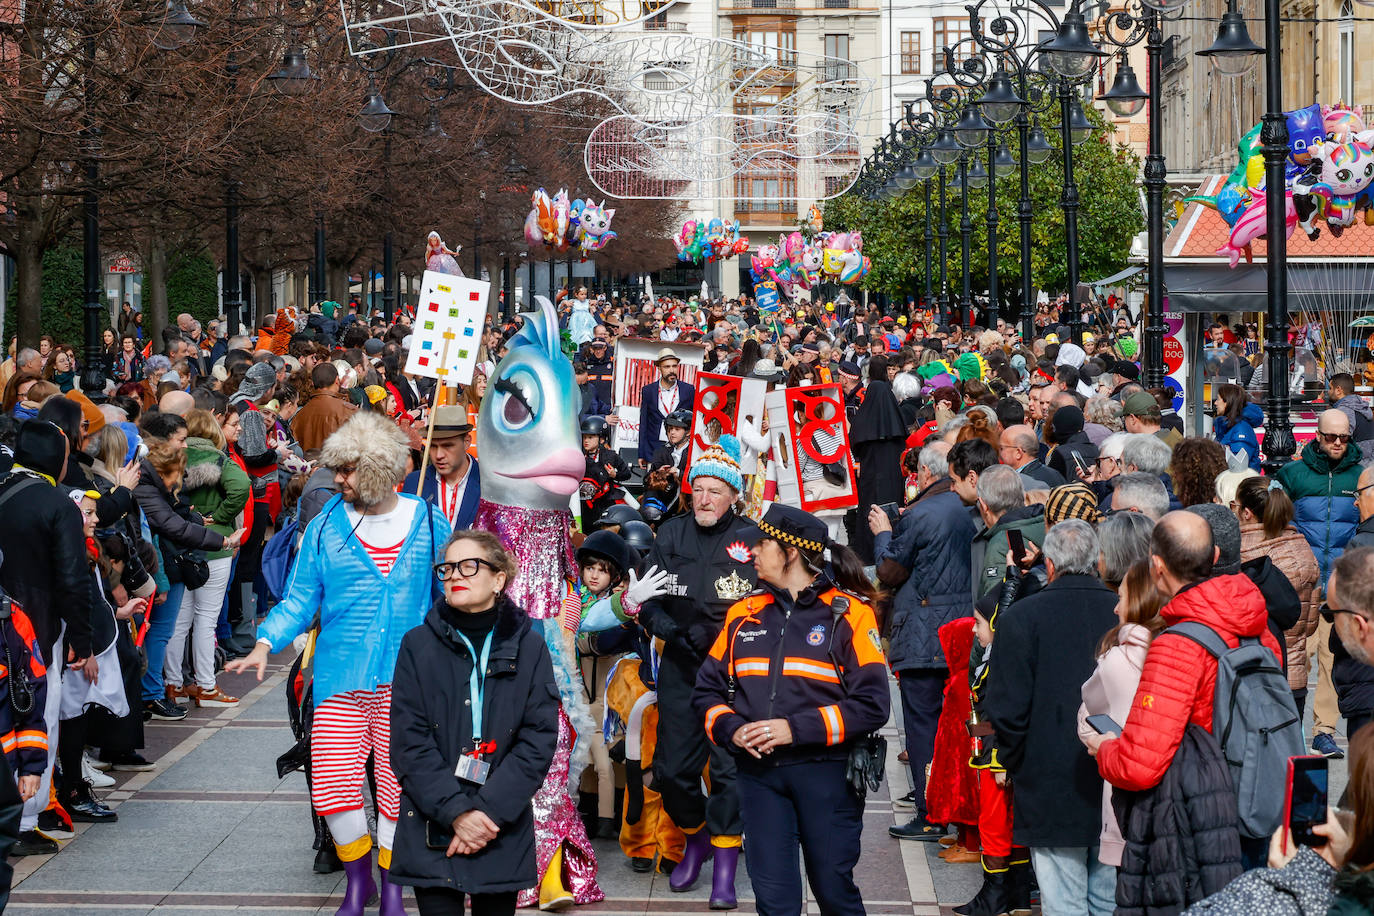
[869,438,984,840]
[403,405,481,531]
[637,349,695,467]
[230,411,451,916]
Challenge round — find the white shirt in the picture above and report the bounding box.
[344,499,418,575]
[658,382,680,442]
[436,460,474,526]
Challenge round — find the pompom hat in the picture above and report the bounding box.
[688,433,744,493]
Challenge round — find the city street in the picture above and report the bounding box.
[5,654,966,915]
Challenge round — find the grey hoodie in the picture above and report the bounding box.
[1335,393,1374,459]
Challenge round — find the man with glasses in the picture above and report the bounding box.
[229,411,450,913]
[1325,547,1374,739]
[1277,409,1364,759]
[999,424,1064,490]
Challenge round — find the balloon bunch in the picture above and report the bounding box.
[1188,103,1374,267]
[673,218,750,263]
[748,228,869,301]
[523,187,618,257]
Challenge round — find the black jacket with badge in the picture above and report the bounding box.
[389,597,559,894]
[692,575,890,764]
[638,510,759,667]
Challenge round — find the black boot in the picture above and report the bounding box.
[1006,857,1033,916]
[952,861,1010,916]
[314,843,343,874]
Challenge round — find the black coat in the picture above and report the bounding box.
[1114,724,1244,915]
[0,470,93,658]
[1240,556,1302,678]
[1047,430,1099,481]
[984,573,1118,848]
[389,597,559,894]
[132,461,224,552]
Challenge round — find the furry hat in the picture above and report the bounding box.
[688,433,743,493]
[319,410,409,507]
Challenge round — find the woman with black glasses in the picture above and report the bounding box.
[389,530,560,916]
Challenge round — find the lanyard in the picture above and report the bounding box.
[453,629,493,746]
[439,476,460,523]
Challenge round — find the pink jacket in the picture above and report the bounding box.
[1076,623,1152,867]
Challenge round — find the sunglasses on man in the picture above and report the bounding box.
[1319,432,1352,444]
[1320,603,1363,624]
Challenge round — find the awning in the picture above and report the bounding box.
[1089,265,1144,289]
[1164,263,1374,313]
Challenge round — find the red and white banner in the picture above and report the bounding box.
[610,339,705,453]
[766,383,857,513]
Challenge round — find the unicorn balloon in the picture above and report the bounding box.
[576,200,617,256]
[475,297,604,907]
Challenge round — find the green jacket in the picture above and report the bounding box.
[182,438,250,560]
[970,504,1047,603]
[1275,440,1362,587]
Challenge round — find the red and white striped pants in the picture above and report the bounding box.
[311,686,401,819]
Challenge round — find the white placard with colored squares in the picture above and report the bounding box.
[404,271,488,385]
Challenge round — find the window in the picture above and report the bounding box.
[734,30,797,66]
[932,17,972,71]
[1340,0,1355,104]
[824,33,852,80]
[735,169,798,208]
[900,31,920,74]
[825,175,852,197]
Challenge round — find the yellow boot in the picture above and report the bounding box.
[539,844,574,912]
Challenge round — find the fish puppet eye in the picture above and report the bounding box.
[494,369,541,431]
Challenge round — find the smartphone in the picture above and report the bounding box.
[876,501,900,523]
[1086,714,1122,736]
[1071,450,1090,479]
[1286,756,1329,847]
[1007,529,1027,566]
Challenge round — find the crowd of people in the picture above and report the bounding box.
[0,287,1372,916]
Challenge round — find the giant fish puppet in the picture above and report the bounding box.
[474,296,606,908]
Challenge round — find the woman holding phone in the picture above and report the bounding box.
[1076,561,1166,868]
[389,531,560,915]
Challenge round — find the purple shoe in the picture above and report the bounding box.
[670,830,712,892]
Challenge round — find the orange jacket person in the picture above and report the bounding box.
[693,504,890,916]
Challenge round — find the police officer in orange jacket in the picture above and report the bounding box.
[694,505,891,916]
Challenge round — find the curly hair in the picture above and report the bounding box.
[1170,437,1229,508]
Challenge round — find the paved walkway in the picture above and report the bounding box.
[6,654,964,915]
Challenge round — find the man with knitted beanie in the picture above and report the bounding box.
[637,434,758,909]
[229,412,450,916]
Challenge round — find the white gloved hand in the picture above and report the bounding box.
[621,565,671,617]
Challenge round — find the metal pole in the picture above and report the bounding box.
[503,256,513,320]
[1142,12,1168,389]
[1260,0,1294,469]
[80,0,103,394]
[1060,78,1084,346]
[959,157,972,327]
[383,133,395,322]
[986,133,1000,327]
[923,179,934,312]
[937,166,949,324]
[1016,79,1036,343]
[224,181,240,335]
[311,213,325,304]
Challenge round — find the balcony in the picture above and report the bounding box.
[725,0,797,9]
[816,61,858,84]
[724,0,875,10]
[735,202,798,225]
[643,18,687,30]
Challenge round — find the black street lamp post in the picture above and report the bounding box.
[310,212,326,304]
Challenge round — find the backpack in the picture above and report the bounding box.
[1166,620,1304,839]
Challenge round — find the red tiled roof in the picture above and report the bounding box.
[1165,174,1374,262]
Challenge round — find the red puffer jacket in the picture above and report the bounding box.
[1096,573,1281,792]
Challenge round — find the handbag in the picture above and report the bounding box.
[821,461,848,487]
[165,545,211,590]
[826,593,886,799]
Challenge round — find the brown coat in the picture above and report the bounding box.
[291,388,356,452]
[1239,521,1320,690]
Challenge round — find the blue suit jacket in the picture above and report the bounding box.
[403,458,482,532]
[638,380,695,463]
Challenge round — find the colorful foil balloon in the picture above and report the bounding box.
[525,188,616,258]
[1187,103,1374,267]
[675,217,748,263]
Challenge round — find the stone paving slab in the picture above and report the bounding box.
[8,653,940,914]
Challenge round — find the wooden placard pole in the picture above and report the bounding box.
[414,332,454,495]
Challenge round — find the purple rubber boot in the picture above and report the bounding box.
[709,846,740,910]
[335,852,377,916]
[670,830,712,892]
[379,866,407,916]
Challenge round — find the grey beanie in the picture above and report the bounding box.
[1185,503,1242,575]
[237,408,269,458]
[236,362,276,403]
